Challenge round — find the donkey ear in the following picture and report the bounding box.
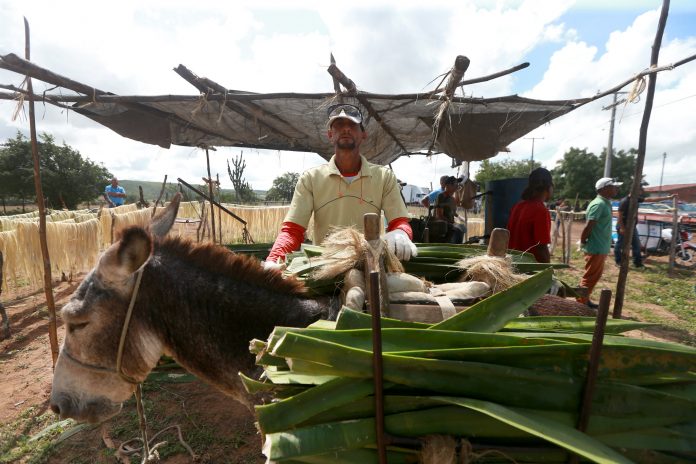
[150,192,181,238]
[116,227,153,274]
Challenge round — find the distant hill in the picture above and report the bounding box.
[118,180,266,202]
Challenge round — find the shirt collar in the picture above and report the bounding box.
[327,154,372,178]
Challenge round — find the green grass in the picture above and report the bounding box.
[556,246,695,345]
[625,263,696,335]
[0,406,68,464]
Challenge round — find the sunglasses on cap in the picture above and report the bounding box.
[326,104,363,125]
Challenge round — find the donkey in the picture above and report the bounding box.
[50,194,335,423]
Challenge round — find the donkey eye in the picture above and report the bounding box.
[68,322,88,333]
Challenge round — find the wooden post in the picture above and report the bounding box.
[428,55,471,154]
[368,270,387,464]
[560,213,567,264]
[363,213,389,316]
[487,228,509,257]
[23,18,59,366]
[668,195,679,273]
[550,206,560,255]
[565,214,573,264]
[137,185,149,208]
[151,174,168,218]
[569,289,611,463]
[204,146,217,244]
[0,252,10,339]
[614,0,670,318]
[217,173,222,244]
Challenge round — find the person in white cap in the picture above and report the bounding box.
[264,103,417,268]
[577,177,623,308]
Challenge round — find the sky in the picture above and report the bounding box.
[0,0,695,193]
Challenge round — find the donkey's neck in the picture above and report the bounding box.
[134,240,323,396]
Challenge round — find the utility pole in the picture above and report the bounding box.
[524,137,544,171]
[659,152,666,191]
[601,91,628,177]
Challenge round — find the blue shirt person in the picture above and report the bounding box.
[421,175,449,209]
[104,178,126,207]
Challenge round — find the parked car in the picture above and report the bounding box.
[637,202,673,214]
[677,203,696,218]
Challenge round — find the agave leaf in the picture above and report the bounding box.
[502,317,657,334]
[430,268,553,332]
[433,396,634,464]
[256,378,375,433]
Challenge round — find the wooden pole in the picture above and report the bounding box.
[0,252,10,339]
[217,173,222,244]
[668,195,679,273]
[487,228,509,257]
[327,64,409,155]
[363,213,387,464]
[565,214,573,265]
[329,53,341,94]
[614,0,670,319]
[177,177,248,226]
[23,18,59,366]
[569,289,611,464]
[151,174,168,218]
[428,55,470,154]
[204,147,217,244]
[363,213,389,316]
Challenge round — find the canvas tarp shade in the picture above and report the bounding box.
[0,52,584,165]
[70,95,579,165]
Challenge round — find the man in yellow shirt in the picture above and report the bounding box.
[265,103,416,266]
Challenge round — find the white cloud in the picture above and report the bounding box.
[1,0,694,191]
[516,8,696,187]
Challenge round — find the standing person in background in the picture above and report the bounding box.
[578,177,622,308]
[507,168,553,263]
[264,103,417,268]
[421,175,449,209]
[615,190,675,268]
[104,177,126,208]
[434,176,465,244]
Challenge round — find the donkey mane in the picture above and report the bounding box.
[153,232,307,296]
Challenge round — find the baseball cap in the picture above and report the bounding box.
[595,177,623,190]
[326,104,363,128]
[444,176,464,185]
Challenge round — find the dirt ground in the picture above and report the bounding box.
[0,277,264,464]
[0,220,693,462]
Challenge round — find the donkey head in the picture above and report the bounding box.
[50,194,180,423]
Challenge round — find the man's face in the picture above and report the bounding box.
[600,185,619,198]
[328,118,366,150]
[111,179,118,188]
[444,183,457,194]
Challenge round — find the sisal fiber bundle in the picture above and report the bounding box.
[112,207,154,233]
[0,230,19,293]
[14,218,101,289]
[311,226,404,281]
[455,255,525,294]
[209,203,290,243]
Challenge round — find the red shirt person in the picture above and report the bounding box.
[506,168,554,263]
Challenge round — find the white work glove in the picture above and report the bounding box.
[384,229,418,261]
[262,260,285,272]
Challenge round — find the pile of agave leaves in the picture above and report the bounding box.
[245,269,696,463]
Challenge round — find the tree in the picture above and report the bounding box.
[474,158,542,185]
[551,147,645,200]
[551,147,602,200]
[598,148,646,197]
[0,132,113,209]
[265,172,299,202]
[226,152,256,203]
